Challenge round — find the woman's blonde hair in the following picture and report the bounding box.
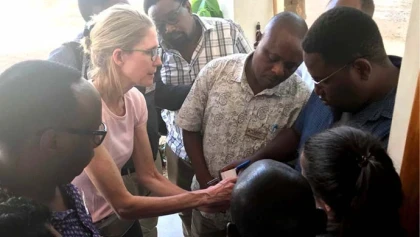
[82,4,154,99]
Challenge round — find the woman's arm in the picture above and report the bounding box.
[84,144,236,220]
[131,123,185,196]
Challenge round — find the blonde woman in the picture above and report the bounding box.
[71,5,235,237]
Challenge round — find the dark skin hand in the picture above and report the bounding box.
[221,127,300,172]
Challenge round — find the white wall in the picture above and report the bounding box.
[388,0,419,173]
[220,0,282,45]
[219,0,234,20]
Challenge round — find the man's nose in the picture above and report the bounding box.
[271,62,285,77]
[165,24,177,33]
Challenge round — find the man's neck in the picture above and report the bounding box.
[368,60,400,103]
[8,183,56,204]
[190,17,203,45]
[10,184,69,212]
[245,56,264,95]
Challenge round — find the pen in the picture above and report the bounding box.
[207,160,252,186]
[271,124,278,133]
[207,177,220,186]
[235,160,251,172]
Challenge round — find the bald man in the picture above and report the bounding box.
[228,160,326,237]
[327,0,375,16]
[176,11,311,237]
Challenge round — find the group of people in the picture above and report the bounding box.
[0,0,406,237]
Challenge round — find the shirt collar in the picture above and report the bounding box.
[351,88,396,125]
[195,14,215,32]
[236,53,299,97]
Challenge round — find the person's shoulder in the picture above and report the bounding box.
[285,73,311,95]
[381,88,397,119]
[203,54,247,72]
[200,16,231,25]
[126,87,146,106]
[61,184,84,202]
[200,16,242,32]
[48,40,84,70]
[213,53,248,64]
[125,88,148,124]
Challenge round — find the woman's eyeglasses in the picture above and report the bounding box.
[123,48,162,62]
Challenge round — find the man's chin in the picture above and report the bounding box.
[267,78,285,89]
[166,37,188,47]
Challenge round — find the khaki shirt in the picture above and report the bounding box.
[176,53,310,227]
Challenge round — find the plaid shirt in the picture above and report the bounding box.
[160,15,253,160]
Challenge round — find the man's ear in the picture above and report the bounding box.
[352,58,372,81]
[185,0,192,14]
[39,129,58,154]
[227,222,241,237]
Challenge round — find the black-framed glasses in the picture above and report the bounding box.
[61,122,107,147]
[155,0,186,31]
[123,48,162,62]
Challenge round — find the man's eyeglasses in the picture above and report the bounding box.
[155,0,186,31]
[312,64,349,85]
[312,56,368,85]
[61,122,107,147]
[123,48,162,62]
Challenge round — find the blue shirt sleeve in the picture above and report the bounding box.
[293,92,316,135]
[48,42,82,71]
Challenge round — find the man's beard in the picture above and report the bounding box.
[164,32,189,48]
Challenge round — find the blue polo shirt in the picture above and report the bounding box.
[294,56,401,171]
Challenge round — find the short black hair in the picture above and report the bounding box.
[327,0,375,16]
[0,189,54,237]
[303,126,404,237]
[144,0,184,15]
[360,0,375,16]
[231,160,326,237]
[265,11,308,39]
[78,0,111,22]
[302,7,386,67]
[0,60,82,154]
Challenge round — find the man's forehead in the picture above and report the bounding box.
[304,53,329,77]
[148,0,178,18]
[263,30,301,47]
[328,0,362,9]
[261,31,303,60]
[304,53,324,66]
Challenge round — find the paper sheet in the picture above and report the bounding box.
[220,168,237,180]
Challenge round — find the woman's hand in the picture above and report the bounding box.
[197,201,231,213]
[202,177,237,205]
